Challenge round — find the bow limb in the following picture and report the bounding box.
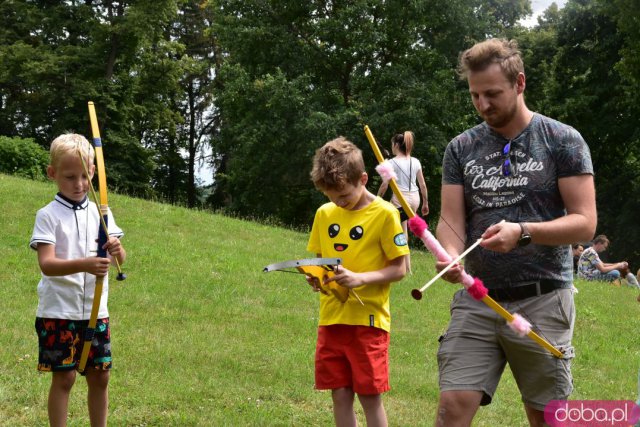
[480,297,564,358]
[88,101,126,280]
[262,258,342,272]
[78,102,114,373]
[364,125,416,218]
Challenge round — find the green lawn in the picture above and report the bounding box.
[1,173,638,426]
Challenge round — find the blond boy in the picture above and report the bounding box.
[30,133,126,427]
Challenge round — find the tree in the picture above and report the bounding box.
[537,0,640,266]
[171,1,218,207]
[0,0,545,227]
[209,0,527,226]
[0,0,196,198]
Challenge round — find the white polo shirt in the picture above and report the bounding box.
[30,193,124,320]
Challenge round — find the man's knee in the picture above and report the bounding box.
[436,390,483,426]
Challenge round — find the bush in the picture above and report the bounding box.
[0,136,49,180]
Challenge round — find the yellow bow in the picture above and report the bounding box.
[78,102,126,373]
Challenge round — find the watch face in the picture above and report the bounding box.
[518,235,532,247]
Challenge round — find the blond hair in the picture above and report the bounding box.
[310,137,365,191]
[50,133,95,169]
[391,131,415,156]
[457,38,524,85]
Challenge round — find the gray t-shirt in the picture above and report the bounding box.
[442,113,593,288]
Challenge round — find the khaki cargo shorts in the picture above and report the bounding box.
[437,288,575,411]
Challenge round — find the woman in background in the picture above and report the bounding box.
[377,131,429,273]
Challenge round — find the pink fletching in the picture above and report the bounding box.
[375,161,397,182]
[408,216,427,236]
[508,313,532,337]
[467,278,488,300]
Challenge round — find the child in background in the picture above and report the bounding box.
[30,133,126,427]
[307,137,408,426]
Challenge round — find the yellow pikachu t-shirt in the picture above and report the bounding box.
[307,197,409,332]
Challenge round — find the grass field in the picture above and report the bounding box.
[1,173,638,426]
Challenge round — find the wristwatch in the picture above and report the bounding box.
[517,223,532,247]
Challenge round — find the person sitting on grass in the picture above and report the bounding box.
[572,243,584,274]
[307,137,408,426]
[577,235,633,286]
[618,263,639,288]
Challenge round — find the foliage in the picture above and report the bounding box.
[2,174,638,425]
[147,1,219,207]
[1,0,640,263]
[536,0,640,267]
[0,0,180,198]
[515,21,559,112]
[209,0,524,227]
[0,136,49,180]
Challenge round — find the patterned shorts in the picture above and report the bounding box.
[35,317,112,373]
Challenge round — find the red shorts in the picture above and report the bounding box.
[315,324,390,395]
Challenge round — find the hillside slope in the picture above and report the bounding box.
[1,173,638,426]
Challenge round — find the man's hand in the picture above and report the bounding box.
[480,221,520,252]
[435,260,464,283]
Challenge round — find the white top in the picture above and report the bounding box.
[30,193,124,320]
[390,157,422,192]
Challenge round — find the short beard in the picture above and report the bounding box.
[483,103,518,129]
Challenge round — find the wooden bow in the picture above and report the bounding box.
[364,125,563,358]
[78,102,125,373]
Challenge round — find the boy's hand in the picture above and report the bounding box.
[103,236,124,259]
[305,275,328,294]
[324,265,363,289]
[85,257,112,277]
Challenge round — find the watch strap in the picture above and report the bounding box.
[518,223,532,246]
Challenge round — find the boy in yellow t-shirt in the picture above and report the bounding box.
[307,136,408,426]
